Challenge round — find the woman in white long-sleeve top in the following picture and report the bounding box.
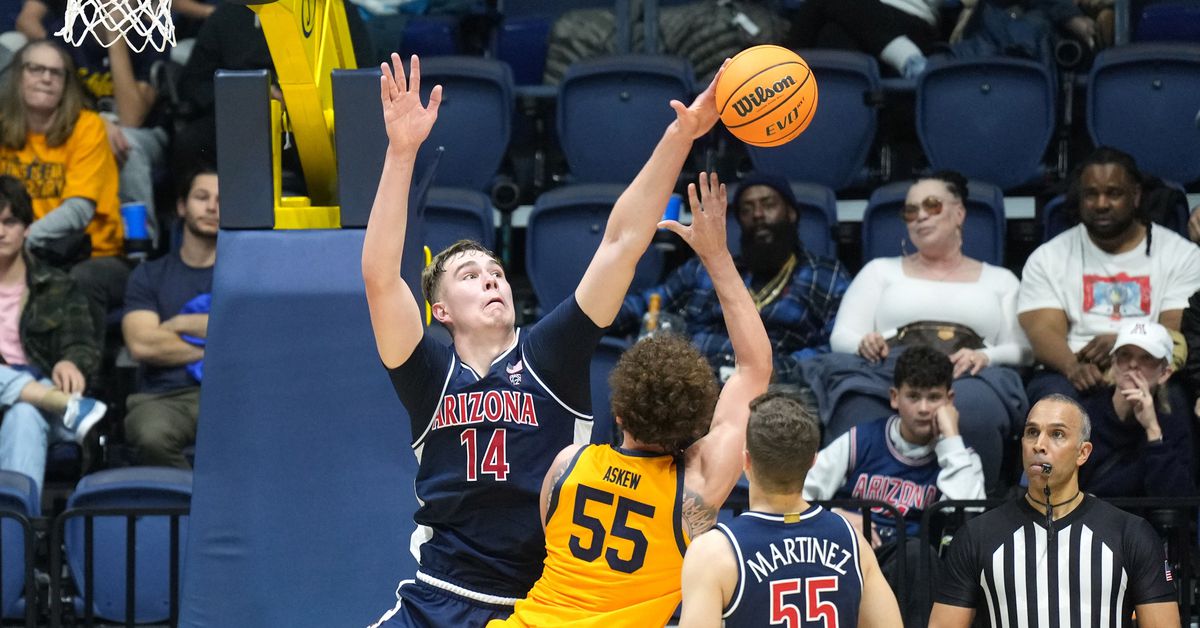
[802,171,1031,494]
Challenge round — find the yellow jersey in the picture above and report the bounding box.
[0,111,123,257]
[491,444,688,627]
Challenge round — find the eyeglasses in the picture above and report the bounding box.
[901,196,957,223]
[22,62,67,80]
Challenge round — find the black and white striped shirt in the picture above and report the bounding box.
[938,496,1176,627]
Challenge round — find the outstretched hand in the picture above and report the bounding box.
[379,53,442,155]
[659,172,728,260]
[669,59,730,139]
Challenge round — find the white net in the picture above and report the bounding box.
[54,0,176,53]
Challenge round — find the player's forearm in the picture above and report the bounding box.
[706,252,771,382]
[362,148,417,287]
[602,126,692,251]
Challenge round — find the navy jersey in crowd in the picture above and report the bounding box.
[834,416,940,538]
[387,297,604,600]
[716,505,863,627]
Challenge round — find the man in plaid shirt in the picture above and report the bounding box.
[614,172,850,384]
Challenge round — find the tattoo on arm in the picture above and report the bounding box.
[682,487,717,538]
[545,457,571,515]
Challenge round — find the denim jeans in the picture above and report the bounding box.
[0,367,71,494]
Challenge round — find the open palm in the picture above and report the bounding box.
[660,172,728,259]
[379,53,442,153]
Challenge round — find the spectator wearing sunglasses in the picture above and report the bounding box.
[1018,147,1200,404]
[801,171,1030,494]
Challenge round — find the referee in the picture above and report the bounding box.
[929,394,1180,628]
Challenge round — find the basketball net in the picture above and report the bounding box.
[55,0,175,53]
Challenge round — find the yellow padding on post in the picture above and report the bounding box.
[424,245,432,326]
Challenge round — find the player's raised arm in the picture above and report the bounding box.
[362,54,442,368]
[667,172,772,534]
[573,62,727,327]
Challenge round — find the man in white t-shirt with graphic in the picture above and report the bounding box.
[1019,146,1200,403]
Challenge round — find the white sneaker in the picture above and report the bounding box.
[63,395,107,445]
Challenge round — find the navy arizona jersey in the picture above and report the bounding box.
[387,297,604,600]
[834,416,941,538]
[717,506,864,627]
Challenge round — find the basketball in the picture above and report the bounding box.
[716,45,818,147]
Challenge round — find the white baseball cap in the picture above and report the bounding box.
[1111,321,1174,360]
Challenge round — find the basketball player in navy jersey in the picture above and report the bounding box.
[679,393,902,627]
[361,53,730,627]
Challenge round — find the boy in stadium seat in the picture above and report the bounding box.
[361,53,731,627]
[0,175,106,495]
[802,345,985,623]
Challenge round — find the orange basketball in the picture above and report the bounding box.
[716,45,818,147]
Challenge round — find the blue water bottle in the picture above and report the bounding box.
[120,202,151,260]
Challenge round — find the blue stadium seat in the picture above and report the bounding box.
[916,56,1056,191]
[0,471,36,623]
[590,336,631,447]
[422,187,496,252]
[745,50,881,192]
[861,179,1006,265]
[557,55,694,183]
[493,0,615,85]
[62,467,191,624]
[1134,0,1200,42]
[398,15,460,58]
[1087,43,1200,185]
[412,56,514,192]
[526,184,665,308]
[726,181,839,258]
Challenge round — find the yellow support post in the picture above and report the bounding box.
[246,0,358,229]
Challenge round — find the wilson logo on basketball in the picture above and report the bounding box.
[730,75,797,118]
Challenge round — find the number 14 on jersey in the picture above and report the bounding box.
[460,428,509,481]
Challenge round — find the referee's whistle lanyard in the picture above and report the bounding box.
[1024,488,1083,540]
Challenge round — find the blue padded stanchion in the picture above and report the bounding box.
[178,229,421,627]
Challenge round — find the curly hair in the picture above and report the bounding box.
[745,391,821,493]
[420,239,503,303]
[609,334,718,454]
[893,346,952,391]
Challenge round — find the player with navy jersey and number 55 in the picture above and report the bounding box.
[361,53,732,627]
[679,393,902,628]
[491,166,772,627]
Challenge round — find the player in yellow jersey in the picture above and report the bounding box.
[489,167,773,627]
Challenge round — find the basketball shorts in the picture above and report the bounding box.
[367,577,516,628]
